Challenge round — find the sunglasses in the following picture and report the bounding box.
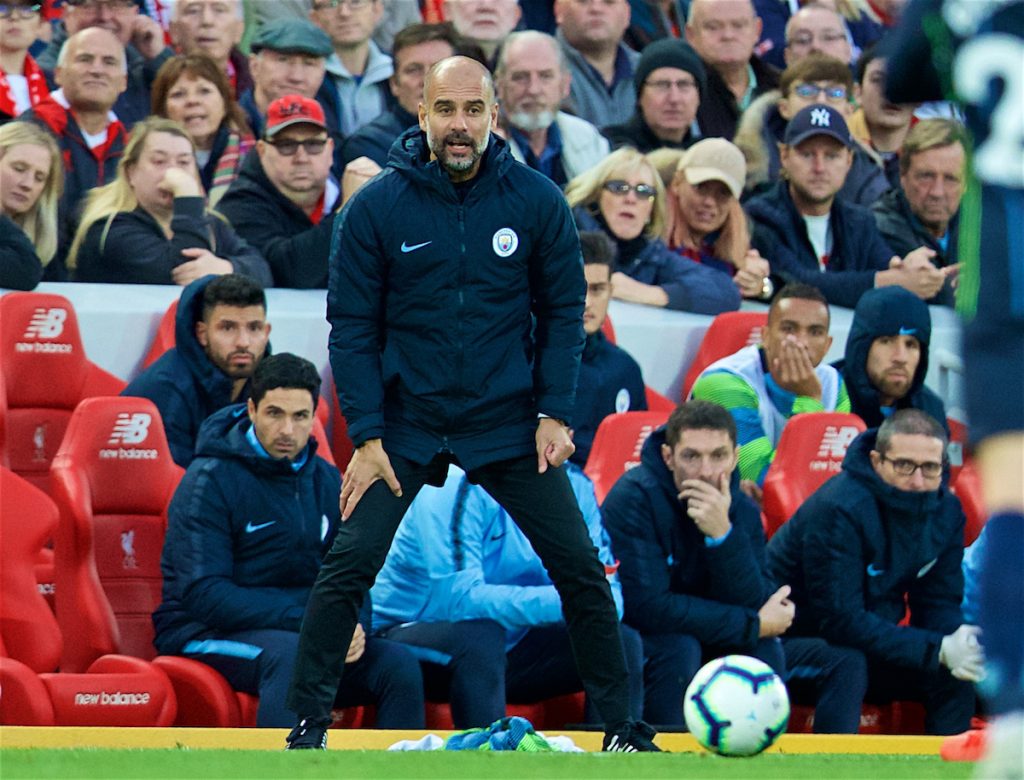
[603,180,656,199]
[266,138,328,156]
[0,3,42,18]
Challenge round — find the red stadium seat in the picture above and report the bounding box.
[952,458,987,547]
[644,386,676,413]
[141,299,178,370]
[326,376,355,472]
[0,292,125,496]
[601,314,616,344]
[584,410,671,503]
[0,467,176,727]
[424,692,584,731]
[47,397,255,726]
[761,413,867,538]
[681,311,768,400]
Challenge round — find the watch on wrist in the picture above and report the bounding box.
[760,276,775,300]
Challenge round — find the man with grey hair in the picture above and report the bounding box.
[783,3,853,66]
[554,0,639,128]
[22,27,129,277]
[34,0,173,127]
[167,0,251,95]
[285,55,662,753]
[496,30,608,186]
[444,0,522,66]
[685,0,779,140]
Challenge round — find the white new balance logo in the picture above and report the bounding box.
[816,425,860,458]
[810,107,831,127]
[23,308,67,339]
[108,413,152,445]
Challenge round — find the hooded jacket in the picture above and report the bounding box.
[216,150,337,289]
[328,128,583,470]
[601,426,772,649]
[745,180,894,308]
[0,215,43,290]
[767,428,966,670]
[152,404,340,655]
[122,275,268,468]
[835,286,947,430]
[733,90,890,207]
[573,207,742,314]
[340,103,418,168]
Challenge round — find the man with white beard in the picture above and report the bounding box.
[495,30,608,187]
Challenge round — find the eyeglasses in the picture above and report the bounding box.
[879,454,943,479]
[644,78,698,95]
[788,31,848,48]
[793,83,849,102]
[0,3,41,17]
[65,0,137,9]
[313,0,372,10]
[603,180,656,199]
[266,137,329,156]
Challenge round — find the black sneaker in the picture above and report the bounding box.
[285,717,331,750]
[602,720,662,752]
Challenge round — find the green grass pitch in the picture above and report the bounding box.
[0,749,973,780]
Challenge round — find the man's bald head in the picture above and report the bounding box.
[424,55,496,106]
[56,27,129,112]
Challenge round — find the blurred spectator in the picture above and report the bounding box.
[370,461,645,728]
[835,286,947,430]
[571,230,648,466]
[664,138,773,300]
[238,18,334,138]
[36,0,174,127]
[151,53,254,204]
[684,0,779,140]
[166,0,250,96]
[745,104,946,308]
[68,116,270,285]
[554,0,638,129]
[496,30,608,186]
[849,45,913,189]
[340,22,459,167]
[782,2,852,65]
[603,38,704,153]
[0,1,49,123]
[444,0,520,66]
[245,0,421,54]
[310,0,392,136]
[22,27,129,278]
[690,283,850,486]
[733,52,888,206]
[123,273,271,468]
[767,410,978,736]
[217,94,338,288]
[754,0,882,70]
[622,0,685,52]
[872,119,965,303]
[565,146,741,313]
[0,120,62,288]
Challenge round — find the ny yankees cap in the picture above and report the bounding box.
[784,104,853,148]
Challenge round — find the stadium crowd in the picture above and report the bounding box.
[0,0,1002,745]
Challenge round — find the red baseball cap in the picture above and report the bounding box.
[264,95,327,139]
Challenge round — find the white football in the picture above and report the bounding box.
[683,654,790,757]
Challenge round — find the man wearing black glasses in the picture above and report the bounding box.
[216,94,338,288]
[768,408,980,736]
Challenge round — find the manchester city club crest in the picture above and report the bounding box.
[492,227,519,257]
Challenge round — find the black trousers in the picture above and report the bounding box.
[287,452,631,728]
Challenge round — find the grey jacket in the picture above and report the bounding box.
[557,30,640,129]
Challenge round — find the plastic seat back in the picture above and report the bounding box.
[140,299,178,369]
[951,458,986,547]
[762,413,866,538]
[682,311,768,399]
[584,410,671,503]
[0,292,125,495]
[51,397,183,672]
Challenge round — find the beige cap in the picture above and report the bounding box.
[677,138,746,200]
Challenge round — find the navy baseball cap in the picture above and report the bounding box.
[783,104,853,148]
[251,18,333,58]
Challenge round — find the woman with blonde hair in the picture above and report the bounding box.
[663,138,775,300]
[68,117,271,286]
[565,146,740,313]
[0,120,61,289]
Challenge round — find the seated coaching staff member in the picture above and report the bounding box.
[284,56,661,753]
